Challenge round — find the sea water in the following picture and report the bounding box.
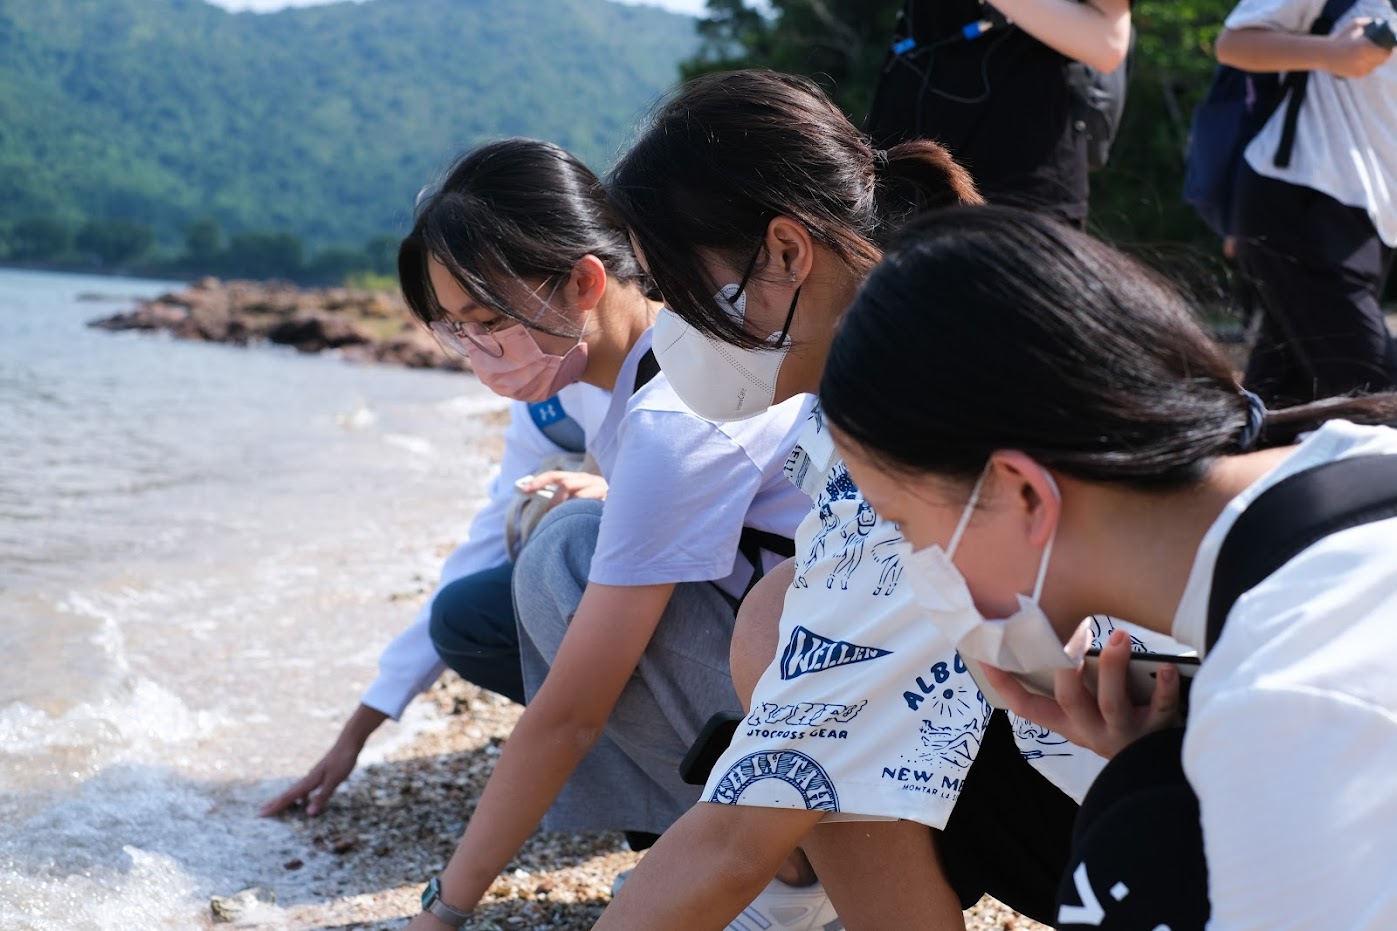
[0,269,503,929]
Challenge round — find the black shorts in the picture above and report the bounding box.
[937,711,1080,925]
[1055,727,1209,930]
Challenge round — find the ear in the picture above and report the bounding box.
[764,216,815,286]
[567,254,609,313]
[986,450,1060,550]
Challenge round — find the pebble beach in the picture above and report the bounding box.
[258,672,1050,931]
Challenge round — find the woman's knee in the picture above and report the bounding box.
[513,498,603,584]
[428,564,515,656]
[730,557,794,708]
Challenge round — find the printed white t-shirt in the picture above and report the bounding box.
[1228,0,1397,245]
[1171,420,1397,930]
[587,330,814,597]
[703,404,1188,827]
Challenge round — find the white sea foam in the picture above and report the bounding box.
[433,392,508,419]
[0,767,313,931]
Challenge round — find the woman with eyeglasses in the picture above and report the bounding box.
[819,204,1397,929]
[595,68,1184,930]
[394,138,830,931]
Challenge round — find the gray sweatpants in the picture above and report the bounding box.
[513,498,742,835]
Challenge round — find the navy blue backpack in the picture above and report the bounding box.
[1182,0,1358,236]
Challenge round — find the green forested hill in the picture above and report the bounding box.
[0,0,696,252]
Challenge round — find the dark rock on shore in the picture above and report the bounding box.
[88,277,470,373]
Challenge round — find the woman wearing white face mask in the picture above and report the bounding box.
[822,205,1397,930]
[599,69,1184,930]
[395,139,821,930]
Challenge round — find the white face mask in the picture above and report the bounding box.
[895,467,1092,708]
[652,283,792,422]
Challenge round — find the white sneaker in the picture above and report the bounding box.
[727,878,843,931]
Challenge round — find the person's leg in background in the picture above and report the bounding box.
[429,560,526,705]
[1234,165,1396,406]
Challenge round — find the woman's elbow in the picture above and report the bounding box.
[1085,25,1131,73]
[1214,29,1244,68]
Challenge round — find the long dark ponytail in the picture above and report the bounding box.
[821,206,1397,487]
[606,69,983,350]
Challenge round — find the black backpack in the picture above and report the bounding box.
[867,1,1132,171]
[1065,27,1134,171]
[1182,0,1359,236]
[1207,455,1397,651]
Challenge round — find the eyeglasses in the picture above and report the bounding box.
[429,317,513,358]
[429,277,566,359]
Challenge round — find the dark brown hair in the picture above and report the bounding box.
[822,206,1397,488]
[399,138,649,337]
[606,69,982,349]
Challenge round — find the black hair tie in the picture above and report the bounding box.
[1237,388,1267,452]
[872,148,890,172]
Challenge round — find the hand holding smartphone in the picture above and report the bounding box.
[1080,649,1199,704]
[972,650,1199,709]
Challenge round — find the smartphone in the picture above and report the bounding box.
[966,651,1200,710]
[1081,649,1200,705]
[513,475,555,500]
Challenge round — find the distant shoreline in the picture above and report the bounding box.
[86,276,471,373]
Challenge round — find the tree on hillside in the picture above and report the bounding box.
[75,219,155,268]
[225,231,305,280]
[183,217,223,266]
[9,216,73,262]
[0,0,698,251]
[683,0,901,121]
[306,246,370,285]
[680,0,1235,248]
[362,234,400,277]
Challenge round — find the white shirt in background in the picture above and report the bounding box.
[1229,0,1397,245]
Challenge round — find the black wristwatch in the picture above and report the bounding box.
[420,876,471,927]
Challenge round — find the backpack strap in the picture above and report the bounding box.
[632,348,661,396]
[736,527,798,600]
[1273,0,1362,168]
[526,397,587,454]
[1206,455,1397,652]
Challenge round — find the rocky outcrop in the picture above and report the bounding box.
[88,277,470,373]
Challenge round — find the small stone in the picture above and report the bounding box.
[210,886,276,922]
[283,858,304,870]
